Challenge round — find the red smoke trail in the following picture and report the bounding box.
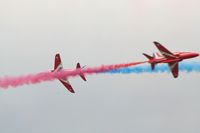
[0,61,145,88]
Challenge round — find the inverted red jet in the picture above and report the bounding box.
[52,54,86,93]
[143,41,199,78]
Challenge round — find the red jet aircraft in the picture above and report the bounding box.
[143,41,199,78]
[52,54,86,93]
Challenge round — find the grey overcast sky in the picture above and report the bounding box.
[0,0,200,133]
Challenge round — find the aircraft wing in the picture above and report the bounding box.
[154,41,177,59]
[59,78,75,93]
[53,54,76,93]
[54,54,63,70]
[168,62,179,78]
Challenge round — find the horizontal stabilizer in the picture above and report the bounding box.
[76,63,87,81]
[143,53,156,70]
[143,53,153,59]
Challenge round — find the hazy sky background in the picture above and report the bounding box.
[0,0,200,133]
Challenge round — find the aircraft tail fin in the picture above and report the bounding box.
[143,53,156,70]
[76,63,87,81]
[143,53,153,59]
[151,63,156,70]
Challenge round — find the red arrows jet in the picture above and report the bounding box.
[52,54,86,93]
[143,41,199,78]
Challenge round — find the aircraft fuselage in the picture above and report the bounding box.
[143,42,199,78]
[148,52,199,64]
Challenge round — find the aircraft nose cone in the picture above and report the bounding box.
[194,53,199,57]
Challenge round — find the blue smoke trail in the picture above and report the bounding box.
[106,62,200,74]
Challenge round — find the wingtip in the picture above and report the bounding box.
[153,41,160,45]
[55,53,60,56]
[82,76,87,82]
[173,74,178,78]
[55,53,61,60]
[174,75,178,78]
[69,88,75,93]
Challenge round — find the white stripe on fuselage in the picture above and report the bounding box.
[160,51,177,58]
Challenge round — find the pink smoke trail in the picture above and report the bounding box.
[0,61,145,88]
